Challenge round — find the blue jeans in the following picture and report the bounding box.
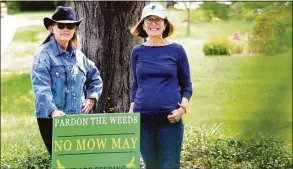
[140,113,184,169]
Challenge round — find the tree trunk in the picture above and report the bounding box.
[74,2,144,113]
[187,8,190,36]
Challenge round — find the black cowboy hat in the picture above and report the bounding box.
[43,6,83,30]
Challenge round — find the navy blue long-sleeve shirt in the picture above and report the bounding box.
[130,43,192,114]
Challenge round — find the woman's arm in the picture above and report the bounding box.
[84,57,103,102]
[81,55,103,113]
[168,45,193,123]
[30,49,58,118]
[177,45,193,102]
[129,49,138,112]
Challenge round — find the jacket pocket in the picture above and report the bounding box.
[50,66,66,78]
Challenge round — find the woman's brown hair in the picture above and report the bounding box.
[131,19,174,39]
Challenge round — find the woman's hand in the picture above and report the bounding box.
[50,110,67,117]
[82,98,96,114]
[167,107,185,124]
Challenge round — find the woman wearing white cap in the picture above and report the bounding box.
[30,6,103,157]
[130,4,192,169]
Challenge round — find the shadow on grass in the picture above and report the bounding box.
[240,52,292,141]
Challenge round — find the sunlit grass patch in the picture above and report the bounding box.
[12,25,47,43]
[1,73,34,116]
[170,20,253,40]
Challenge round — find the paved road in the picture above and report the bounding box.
[1,16,42,70]
[1,16,42,54]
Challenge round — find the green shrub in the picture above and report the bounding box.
[1,135,51,169]
[190,9,213,22]
[1,152,51,169]
[232,40,247,54]
[7,2,21,14]
[203,37,235,56]
[228,3,257,21]
[251,2,292,55]
[1,125,292,168]
[181,125,292,169]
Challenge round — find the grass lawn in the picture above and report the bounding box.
[167,8,253,40]
[170,20,253,40]
[1,73,49,167]
[183,50,292,142]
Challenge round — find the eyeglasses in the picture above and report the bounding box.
[56,23,77,30]
[144,17,164,24]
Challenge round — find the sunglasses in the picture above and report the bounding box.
[55,23,77,30]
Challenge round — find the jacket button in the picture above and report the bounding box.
[56,72,59,76]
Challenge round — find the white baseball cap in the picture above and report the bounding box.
[140,4,168,20]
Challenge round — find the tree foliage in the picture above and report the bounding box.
[228,2,247,20]
[251,2,292,55]
[200,2,230,20]
[243,2,275,10]
[7,1,56,11]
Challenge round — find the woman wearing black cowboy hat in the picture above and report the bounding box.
[30,6,103,156]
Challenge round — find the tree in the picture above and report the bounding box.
[74,2,145,113]
[174,1,202,36]
[243,2,273,10]
[228,2,246,20]
[201,2,230,20]
[251,2,292,55]
[173,1,232,36]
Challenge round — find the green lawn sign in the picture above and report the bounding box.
[52,113,140,169]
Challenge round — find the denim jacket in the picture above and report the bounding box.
[30,35,103,118]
